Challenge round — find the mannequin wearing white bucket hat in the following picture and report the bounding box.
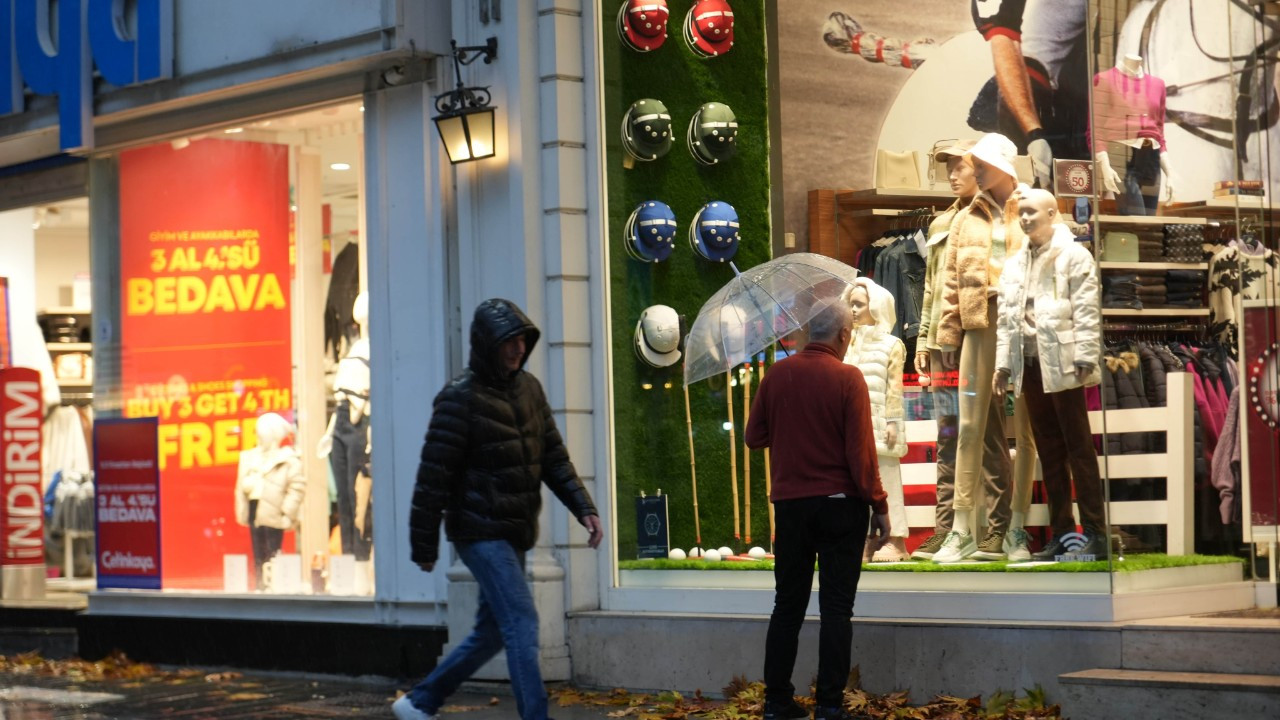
[930,133,1027,564]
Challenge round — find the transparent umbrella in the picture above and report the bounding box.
[683,252,861,387]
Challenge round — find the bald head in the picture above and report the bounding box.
[1017,188,1059,247]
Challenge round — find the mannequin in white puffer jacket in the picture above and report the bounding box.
[843,278,910,562]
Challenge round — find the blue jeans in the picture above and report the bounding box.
[408,540,547,719]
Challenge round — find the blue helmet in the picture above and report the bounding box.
[688,200,739,262]
[624,200,678,263]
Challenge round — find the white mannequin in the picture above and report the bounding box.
[1095,53,1174,202]
[334,292,370,423]
[843,280,910,562]
[235,412,305,583]
[318,292,370,457]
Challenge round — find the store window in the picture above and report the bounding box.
[602,1,1270,600]
[84,101,371,595]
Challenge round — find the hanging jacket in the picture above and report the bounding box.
[1102,351,1150,455]
[408,299,598,565]
[917,199,966,352]
[235,445,306,530]
[938,188,1027,350]
[994,223,1102,395]
[1211,387,1242,525]
[844,278,908,458]
[1137,343,1169,452]
[873,234,927,340]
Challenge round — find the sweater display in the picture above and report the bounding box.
[1208,239,1280,355]
[1089,67,1168,153]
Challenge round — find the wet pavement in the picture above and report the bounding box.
[0,671,629,719]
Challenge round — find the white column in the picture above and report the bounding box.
[364,79,451,612]
[292,147,329,574]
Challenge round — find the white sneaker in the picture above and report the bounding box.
[392,695,437,720]
[931,530,976,563]
[1004,528,1032,562]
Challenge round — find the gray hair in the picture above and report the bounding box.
[806,298,851,343]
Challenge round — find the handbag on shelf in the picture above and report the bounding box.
[1014,155,1034,186]
[1101,231,1140,262]
[875,149,922,189]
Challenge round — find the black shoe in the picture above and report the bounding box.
[1031,535,1069,561]
[1077,529,1110,559]
[763,699,809,720]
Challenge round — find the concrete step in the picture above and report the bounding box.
[1059,668,1280,720]
[1121,622,1280,675]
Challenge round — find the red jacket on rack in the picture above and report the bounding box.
[745,342,887,514]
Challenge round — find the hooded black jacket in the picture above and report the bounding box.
[409,299,598,564]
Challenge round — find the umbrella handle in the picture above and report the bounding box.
[726,369,740,542]
[742,364,752,546]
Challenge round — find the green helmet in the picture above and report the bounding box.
[686,102,738,165]
[622,98,673,162]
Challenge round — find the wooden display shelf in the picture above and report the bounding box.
[56,379,92,389]
[46,342,92,352]
[1101,308,1210,317]
[1098,262,1209,271]
[1162,198,1276,219]
[1093,214,1208,226]
[834,187,955,210]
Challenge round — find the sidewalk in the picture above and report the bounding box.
[0,670,625,719]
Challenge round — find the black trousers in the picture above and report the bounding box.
[248,500,284,588]
[764,496,869,708]
[331,400,372,560]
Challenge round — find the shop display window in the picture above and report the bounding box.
[602,1,1272,602]
[71,102,375,596]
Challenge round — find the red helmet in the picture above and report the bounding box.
[684,0,734,58]
[617,1,670,53]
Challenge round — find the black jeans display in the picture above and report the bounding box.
[331,400,372,561]
[248,500,284,588]
[764,496,869,709]
[1019,360,1107,534]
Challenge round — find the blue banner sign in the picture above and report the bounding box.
[1,0,172,151]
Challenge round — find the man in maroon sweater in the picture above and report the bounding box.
[746,299,889,720]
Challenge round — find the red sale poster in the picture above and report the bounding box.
[1,368,45,598]
[119,138,292,589]
[94,418,162,589]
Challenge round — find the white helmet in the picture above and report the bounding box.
[634,304,682,368]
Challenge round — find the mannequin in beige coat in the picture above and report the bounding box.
[235,412,306,585]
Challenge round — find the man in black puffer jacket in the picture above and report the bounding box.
[395,299,602,720]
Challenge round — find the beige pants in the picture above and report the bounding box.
[878,456,908,538]
[1010,394,1039,516]
[952,299,1012,532]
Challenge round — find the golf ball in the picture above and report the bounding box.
[668,548,687,560]
[717,546,734,557]
[688,547,704,558]
[748,546,766,559]
[704,549,722,562]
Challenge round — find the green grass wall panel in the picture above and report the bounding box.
[603,1,772,559]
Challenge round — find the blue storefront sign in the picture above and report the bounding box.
[1,0,172,151]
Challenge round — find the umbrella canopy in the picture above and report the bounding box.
[683,252,860,386]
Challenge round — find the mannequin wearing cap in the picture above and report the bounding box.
[1092,54,1173,215]
[992,189,1107,560]
[235,412,306,585]
[322,291,373,561]
[842,278,910,562]
[930,133,1028,563]
[910,140,975,559]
